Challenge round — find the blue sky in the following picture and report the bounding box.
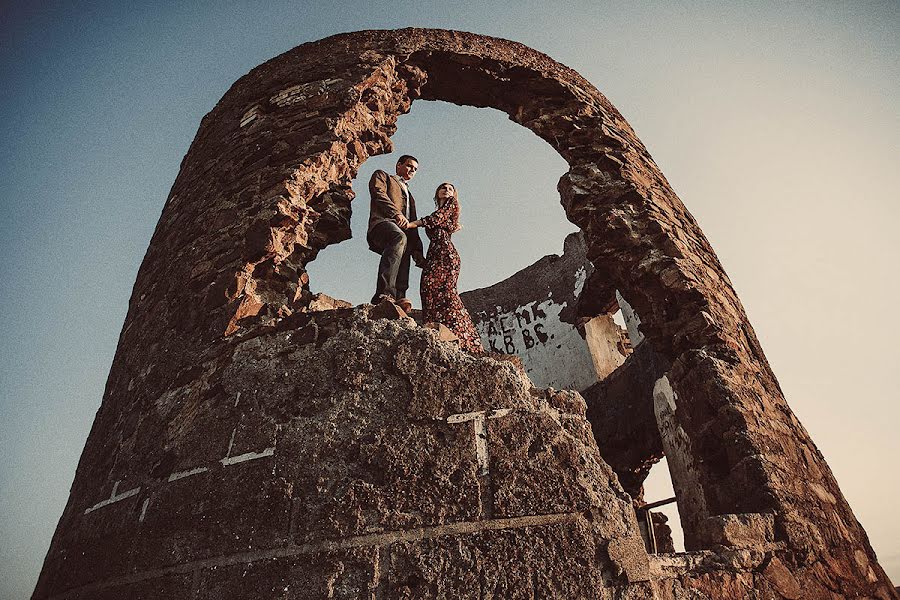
[2,1,898,597]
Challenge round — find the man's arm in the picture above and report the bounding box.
[407,192,425,266]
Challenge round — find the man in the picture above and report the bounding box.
[367,154,425,311]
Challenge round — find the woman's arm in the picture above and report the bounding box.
[419,198,458,231]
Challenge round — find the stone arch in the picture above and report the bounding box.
[145,25,891,576]
[34,29,896,600]
[180,28,765,529]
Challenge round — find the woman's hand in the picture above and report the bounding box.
[405,219,422,229]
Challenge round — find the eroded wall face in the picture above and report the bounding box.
[34,308,655,599]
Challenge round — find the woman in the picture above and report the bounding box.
[407,183,484,353]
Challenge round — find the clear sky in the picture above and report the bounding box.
[1,1,898,597]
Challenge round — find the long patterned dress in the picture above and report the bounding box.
[420,197,484,353]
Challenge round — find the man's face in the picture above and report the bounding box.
[396,159,418,181]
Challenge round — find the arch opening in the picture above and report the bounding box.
[304,100,575,309]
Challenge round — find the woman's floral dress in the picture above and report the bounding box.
[420,197,484,353]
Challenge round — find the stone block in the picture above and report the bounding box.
[196,548,378,600]
[488,409,622,525]
[277,416,482,543]
[370,299,408,320]
[761,556,803,599]
[68,573,195,600]
[305,292,353,312]
[700,513,774,548]
[384,516,650,598]
[130,460,291,571]
[424,321,459,343]
[606,534,652,582]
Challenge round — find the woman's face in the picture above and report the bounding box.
[437,183,455,200]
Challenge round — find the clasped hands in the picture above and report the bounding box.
[395,214,417,229]
[395,214,461,233]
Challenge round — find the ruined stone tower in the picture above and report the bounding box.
[33,29,896,599]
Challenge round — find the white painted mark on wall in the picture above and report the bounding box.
[240,106,260,128]
[573,266,587,297]
[220,447,275,466]
[167,466,209,482]
[447,408,512,424]
[447,409,514,476]
[475,298,601,391]
[226,428,237,457]
[473,417,489,476]
[84,480,142,514]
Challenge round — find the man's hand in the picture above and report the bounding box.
[412,251,426,268]
[395,214,410,229]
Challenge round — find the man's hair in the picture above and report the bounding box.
[397,154,418,165]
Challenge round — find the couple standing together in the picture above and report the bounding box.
[367,154,484,354]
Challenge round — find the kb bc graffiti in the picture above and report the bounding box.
[481,304,551,354]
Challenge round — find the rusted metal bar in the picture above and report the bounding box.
[641,496,677,511]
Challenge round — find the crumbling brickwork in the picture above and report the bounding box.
[34,29,896,599]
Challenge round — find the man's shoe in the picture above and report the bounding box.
[397,298,413,313]
[372,293,395,305]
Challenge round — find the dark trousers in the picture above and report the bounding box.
[368,221,411,303]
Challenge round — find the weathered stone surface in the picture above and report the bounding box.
[423,321,458,343]
[489,406,622,520]
[584,342,668,499]
[195,549,378,600]
[700,513,775,549]
[761,556,803,599]
[67,573,195,600]
[35,309,650,598]
[129,461,293,571]
[370,298,409,320]
[304,292,353,312]
[33,28,897,600]
[386,517,653,599]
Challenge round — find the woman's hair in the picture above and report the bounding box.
[433,182,457,206]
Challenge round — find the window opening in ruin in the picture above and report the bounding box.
[305,100,575,308]
[641,457,685,553]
